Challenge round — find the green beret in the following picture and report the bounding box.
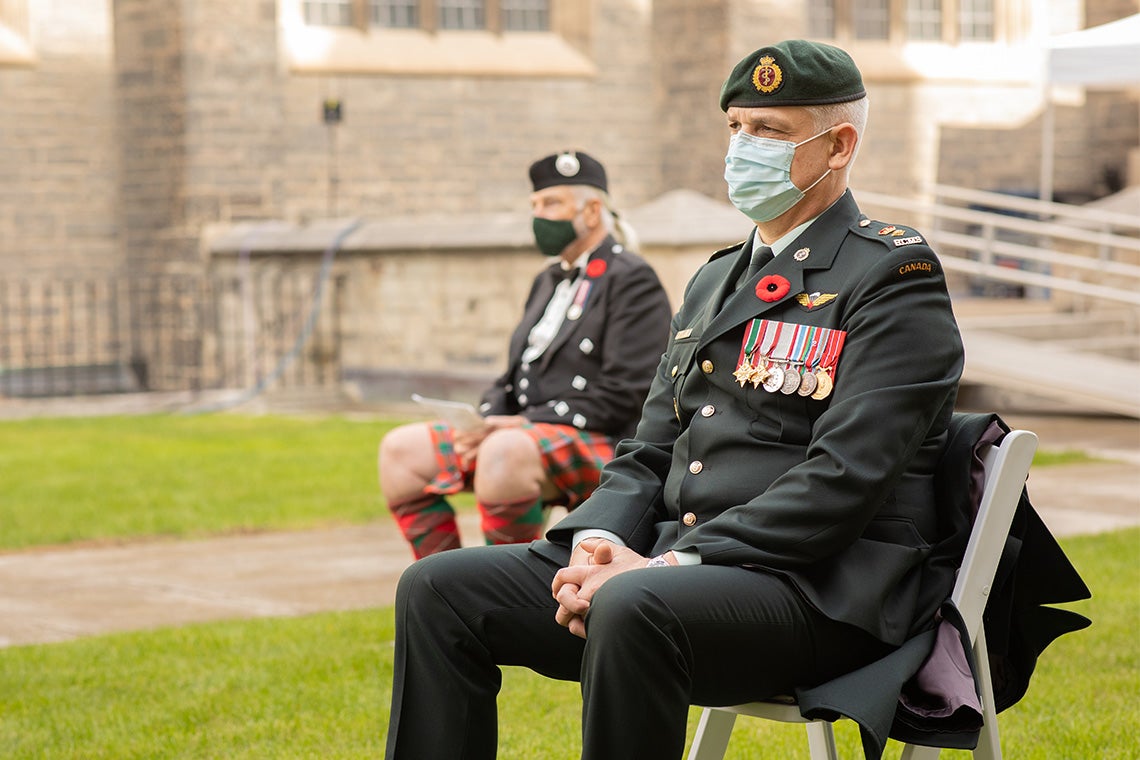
[719,39,866,111]
[529,151,608,193]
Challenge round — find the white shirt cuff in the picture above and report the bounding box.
[671,548,701,566]
[572,529,626,552]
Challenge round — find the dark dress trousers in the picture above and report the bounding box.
[386,192,966,759]
[479,235,672,440]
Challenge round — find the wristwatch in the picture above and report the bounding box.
[646,554,671,568]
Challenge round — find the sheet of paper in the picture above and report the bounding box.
[411,393,485,432]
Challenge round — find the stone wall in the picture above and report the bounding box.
[3,0,1137,287]
[652,0,730,201]
[0,0,119,273]
[205,192,752,401]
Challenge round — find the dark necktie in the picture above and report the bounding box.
[552,266,581,284]
[735,245,775,290]
[747,245,775,278]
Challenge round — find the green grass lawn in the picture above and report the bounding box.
[0,412,1114,551]
[0,414,403,550]
[0,413,1134,757]
[0,528,1132,758]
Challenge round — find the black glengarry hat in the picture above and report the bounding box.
[720,39,866,111]
[529,151,608,193]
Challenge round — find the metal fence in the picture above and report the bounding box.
[0,268,345,399]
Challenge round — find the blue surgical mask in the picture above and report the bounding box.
[724,129,833,223]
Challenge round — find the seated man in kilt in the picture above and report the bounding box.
[379,151,672,558]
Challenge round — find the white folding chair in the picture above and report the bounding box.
[687,428,1038,760]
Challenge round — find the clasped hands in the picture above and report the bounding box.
[452,415,526,465]
[551,538,668,639]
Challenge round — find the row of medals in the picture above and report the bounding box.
[734,356,834,400]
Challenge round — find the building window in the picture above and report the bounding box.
[303,0,354,26]
[283,0,589,76]
[502,0,549,31]
[809,0,997,43]
[438,0,485,29]
[303,0,550,32]
[906,0,942,40]
[958,0,995,41]
[852,0,890,39]
[371,0,419,28]
[806,0,836,38]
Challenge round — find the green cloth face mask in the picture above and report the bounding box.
[532,216,579,257]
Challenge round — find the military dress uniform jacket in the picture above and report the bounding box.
[479,235,672,441]
[545,191,965,646]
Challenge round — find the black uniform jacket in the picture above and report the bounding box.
[480,236,672,441]
[542,191,966,646]
[795,412,1091,759]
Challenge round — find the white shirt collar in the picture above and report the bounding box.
[754,216,815,258]
[560,249,592,273]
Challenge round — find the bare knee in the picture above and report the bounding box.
[378,423,438,503]
[472,428,547,503]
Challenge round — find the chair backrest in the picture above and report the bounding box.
[951,429,1038,643]
[687,423,1038,760]
[896,426,1036,760]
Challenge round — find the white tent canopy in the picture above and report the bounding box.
[1046,13,1140,87]
[1040,14,1140,202]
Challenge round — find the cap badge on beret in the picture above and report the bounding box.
[555,153,581,178]
[752,55,784,95]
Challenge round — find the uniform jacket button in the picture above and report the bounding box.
[700,404,715,417]
[701,360,714,374]
[689,460,703,474]
[682,512,697,527]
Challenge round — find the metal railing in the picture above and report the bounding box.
[0,269,345,399]
[858,187,1140,310]
[859,184,1140,416]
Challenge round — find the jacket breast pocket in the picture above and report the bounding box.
[665,337,698,388]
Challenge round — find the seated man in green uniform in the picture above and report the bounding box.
[385,41,965,758]
[379,151,672,558]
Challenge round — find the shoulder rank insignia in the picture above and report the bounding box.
[795,292,838,310]
[852,219,928,251]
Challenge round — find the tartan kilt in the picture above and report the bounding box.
[425,421,616,510]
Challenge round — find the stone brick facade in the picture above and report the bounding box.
[0,0,119,272]
[1,0,1137,398]
[3,0,1137,276]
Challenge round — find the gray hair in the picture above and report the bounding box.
[809,96,869,166]
[570,185,640,251]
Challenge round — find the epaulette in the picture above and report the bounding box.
[708,240,747,262]
[851,216,927,249]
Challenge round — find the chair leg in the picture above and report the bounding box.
[805,721,839,760]
[687,708,738,760]
[899,744,941,759]
[972,629,1003,760]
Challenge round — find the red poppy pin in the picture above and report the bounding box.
[756,274,790,302]
[586,259,607,278]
